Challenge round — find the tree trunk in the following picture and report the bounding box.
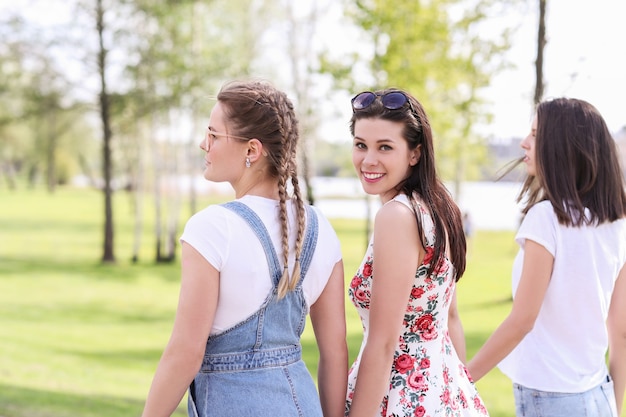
[534,0,547,105]
[97,0,115,263]
[131,123,145,264]
[46,105,57,193]
[286,1,316,205]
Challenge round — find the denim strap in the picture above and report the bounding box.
[222,201,318,286]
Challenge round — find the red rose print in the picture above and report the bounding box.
[350,276,362,288]
[419,358,430,369]
[394,354,415,373]
[421,327,438,340]
[354,289,367,302]
[411,287,425,298]
[434,256,449,274]
[416,314,434,331]
[459,391,468,408]
[441,388,451,404]
[414,405,426,417]
[407,372,428,391]
[422,247,434,265]
[474,397,482,408]
[362,263,372,277]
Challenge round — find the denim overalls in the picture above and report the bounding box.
[188,202,322,417]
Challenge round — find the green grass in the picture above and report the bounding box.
[0,186,619,416]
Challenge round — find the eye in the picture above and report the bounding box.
[354,142,366,150]
[380,144,392,151]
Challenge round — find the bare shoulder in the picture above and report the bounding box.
[375,199,417,233]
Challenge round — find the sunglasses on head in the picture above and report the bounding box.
[351,91,412,113]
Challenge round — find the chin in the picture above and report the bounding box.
[360,184,380,196]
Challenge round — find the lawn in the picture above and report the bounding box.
[0,185,614,416]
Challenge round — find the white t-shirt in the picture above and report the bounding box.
[498,201,626,392]
[180,195,342,335]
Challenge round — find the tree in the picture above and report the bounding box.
[0,12,90,191]
[121,0,263,262]
[94,0,116,263]
[534,0,547,105]
[283,0,325,205]
[332,0,518,195]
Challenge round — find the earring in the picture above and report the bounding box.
[245,157,251,168]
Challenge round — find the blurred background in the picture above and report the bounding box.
[1,0,625,253]
[1,0,625,415]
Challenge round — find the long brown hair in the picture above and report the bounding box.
[350,88,466,281]
[519,97,626,226]
[218,80,306,297]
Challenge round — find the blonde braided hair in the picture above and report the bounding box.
[217,80,306,298]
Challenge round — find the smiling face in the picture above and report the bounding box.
[200,102,249,184]
[352,117,420,203]
[520,114,538,176]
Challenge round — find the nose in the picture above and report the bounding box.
[520,135,530,150]
[200,136,209,152]
[362,149,378,166]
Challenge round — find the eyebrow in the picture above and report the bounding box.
[353,136,396,144]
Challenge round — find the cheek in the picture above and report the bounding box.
[352,150,361,168]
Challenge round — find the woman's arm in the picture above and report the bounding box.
[310,260,348,417]
[448,291,466,363]
[141,243,219,417]
[608,262,626,415]
[467,240,553,381]
[347,202,421,416]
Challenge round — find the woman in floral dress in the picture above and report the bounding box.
[345,89,489,417]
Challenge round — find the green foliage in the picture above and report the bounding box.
[326,0,523,188]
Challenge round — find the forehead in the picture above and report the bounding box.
[354,118,405,141]
[208,102,227,128]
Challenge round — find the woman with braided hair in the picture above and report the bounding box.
[142,80,347,417]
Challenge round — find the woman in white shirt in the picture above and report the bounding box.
[141,80,348,417]
[468,97,626,417]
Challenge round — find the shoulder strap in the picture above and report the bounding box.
[222,201,282,284]
[222,202,319,286]
[299,205,318,281]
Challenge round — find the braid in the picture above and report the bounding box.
[218,80,304,298]
[273,92,304,298]
[285,99,305,294]
[291,172,306,286]
[276,169,291,298]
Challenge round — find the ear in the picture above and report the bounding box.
[409,144,422,166]
[246,139,265,163]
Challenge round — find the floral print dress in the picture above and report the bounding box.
[345,194,489,417]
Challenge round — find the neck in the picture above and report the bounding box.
[233,175,280,200]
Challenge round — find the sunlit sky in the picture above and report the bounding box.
[313,0,626,142]
[2,0,625,142]
[482,0,626,139]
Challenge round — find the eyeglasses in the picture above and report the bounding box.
[351,91,412,113]
[203,128,250,151]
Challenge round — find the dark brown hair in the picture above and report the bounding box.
[519,97,626,226]
[350,88,466,281]
[217,80,306,297]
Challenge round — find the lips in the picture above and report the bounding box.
[362,172,384,182]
